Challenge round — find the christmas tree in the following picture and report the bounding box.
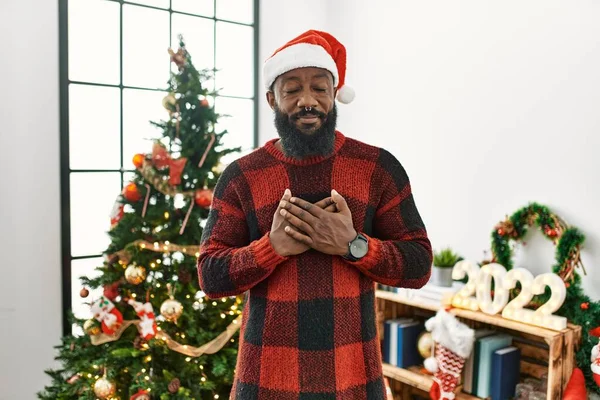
[39,36,242,400]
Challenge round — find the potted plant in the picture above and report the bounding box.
[431,248,461,287]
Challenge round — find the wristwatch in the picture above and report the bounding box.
[343,233,369,261]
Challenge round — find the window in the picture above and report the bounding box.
[59,0,258,334]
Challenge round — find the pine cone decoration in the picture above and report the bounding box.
[168,378,181,393]
[178,267,192,284]
[133,336,145,350]
[107,253,119,264]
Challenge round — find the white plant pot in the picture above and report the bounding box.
[431,266,453,287]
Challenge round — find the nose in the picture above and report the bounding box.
[297,90,318,110]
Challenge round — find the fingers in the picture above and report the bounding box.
[280,200,318,226]
[284,225,313,245]
[280,208,314,234]
[324,203,338,212]
[289,196,325,217]
[314,196,335,209]
[281,188,291,202]
[331,189,349,214]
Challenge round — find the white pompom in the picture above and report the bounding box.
[424,357,438,373]
[592,344,600,363]
[336,85,355,104]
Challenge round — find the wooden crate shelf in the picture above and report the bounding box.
[376,290,582,400]
[382,363,480,400]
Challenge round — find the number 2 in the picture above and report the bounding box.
[451,260,479,311]
[502,269,567,330]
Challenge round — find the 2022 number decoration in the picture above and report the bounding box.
[451,260,567,330]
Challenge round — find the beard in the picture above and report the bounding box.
[273,104,338,159]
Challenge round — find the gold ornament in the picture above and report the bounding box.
[162,93,177,111]
[125,264,147,285]
[83,319,101,336]
[161,283,184,323]
[417,331,434,359]
[93,376,116,399]
[160,298,183,323]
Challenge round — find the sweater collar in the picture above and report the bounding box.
[264,131,346,166]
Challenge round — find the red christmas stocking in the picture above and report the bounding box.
[429,343,466,400]
[91,295,123,335]
[128,299,157,340]
[424,309,474,400]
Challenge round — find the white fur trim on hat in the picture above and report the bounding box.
[592,362,600,375]
[425,309,475,359]
[263,43,339,90]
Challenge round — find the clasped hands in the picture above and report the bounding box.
[269,189,357,257]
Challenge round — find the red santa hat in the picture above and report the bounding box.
[263,30,355,104]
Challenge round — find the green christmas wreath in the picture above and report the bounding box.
[489,203,599,393]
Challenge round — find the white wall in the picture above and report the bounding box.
[0,1,62,399]
[258,0,330,143]
[259,1,600,298]
[326,1,600,298]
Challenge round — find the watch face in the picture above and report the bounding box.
[350,238,368,258]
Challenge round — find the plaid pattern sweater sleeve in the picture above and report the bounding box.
[197,132,432,400]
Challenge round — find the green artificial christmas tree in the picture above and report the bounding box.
[39,36,241,400]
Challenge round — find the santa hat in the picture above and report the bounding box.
[263,30,355,104]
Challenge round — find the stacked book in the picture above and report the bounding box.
[462,330,521,400]
[382,318,424,368]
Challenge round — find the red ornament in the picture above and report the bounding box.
[565,282,571,288]
[80,288,89,298]
[195,188,213,208]
[497,228,505,236]
[200,98,210,107]
[581,302,590,310]
[130,389,151,400]
[123,183,142,202]
[132,153,145,168]
[169,157,187,186]
[589,326,600,337]
[152,142,170,169]
[103,281,120,301]
[545,227,558,238]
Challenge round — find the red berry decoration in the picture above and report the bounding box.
[195,188,213,208]
[497,228,505,236]
[546,228,558,238]
[581,302,589,310]
[132,153,145,168]
[200,98,209,107]
[123,183,142,202]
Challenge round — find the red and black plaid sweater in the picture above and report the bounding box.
[197,131,432,399]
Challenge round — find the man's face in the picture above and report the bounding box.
[266,67,338,158]
[267,67,336,134]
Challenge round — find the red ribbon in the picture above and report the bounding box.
[151,142,188,186]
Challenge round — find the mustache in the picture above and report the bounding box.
[291,108,327,120]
